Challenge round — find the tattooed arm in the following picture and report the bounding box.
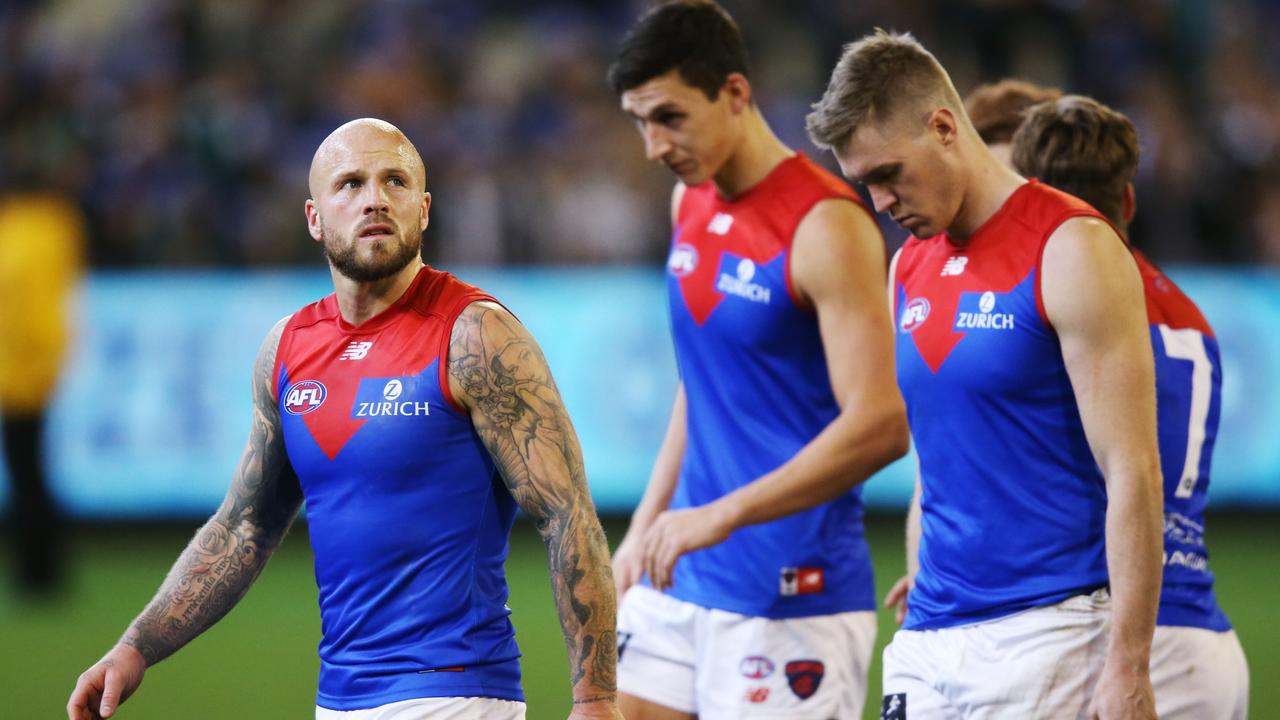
[448,301,621,720]
[68,317,303,720]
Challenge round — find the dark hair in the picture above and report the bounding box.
[965,79,1063,145]
[1010,95,1139,227]
[608,0,749,100]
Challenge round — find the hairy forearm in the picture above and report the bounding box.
[1103,467,1163,666]
[120,507,287,666]
[540,502,618,705]
[720,403,908,529]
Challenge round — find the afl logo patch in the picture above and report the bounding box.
[668,242,698,277]
[284,380,327,415]
[739,655,775,679]
[900,297,930,332]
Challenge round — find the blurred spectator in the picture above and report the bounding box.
[0,154,85,596]
[1,0,1278,266]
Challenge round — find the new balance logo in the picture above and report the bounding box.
[340,341,373,360]
[707,212,734,235]
[941,256,968,276]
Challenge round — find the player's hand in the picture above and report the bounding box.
[611,532,647,598]
[67,644,146,719]
[567,698,625,719]
[641,503,733,591]
[883,574,913,624]
[1087,658,1156,720]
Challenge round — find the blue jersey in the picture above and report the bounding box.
[274,267,523,710]
[662,153,878,619]
[894,181,1111,630]
[1135,250,1231,631]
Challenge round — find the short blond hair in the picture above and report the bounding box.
[807,29,964,151]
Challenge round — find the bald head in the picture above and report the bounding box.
[308,118,427,199]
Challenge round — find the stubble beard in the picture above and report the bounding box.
[321,222,422,283]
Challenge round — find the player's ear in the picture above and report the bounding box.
[929,108,959,147]
[724,72,752,113]
[420,192,432,231]
[1122,183,1136,225]
[305,199,323,242]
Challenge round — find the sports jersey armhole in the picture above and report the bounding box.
[889,246,907,329]
[270,320,296,403]
[785,194,870,312]
[437,293,511,415]
[1034,210,1109,330]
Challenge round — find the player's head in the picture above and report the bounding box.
[965,79,1063,166]
[807,30,977,238]
[305,118,431,283]
[610,0,754,185]
[1010,95,1139,231]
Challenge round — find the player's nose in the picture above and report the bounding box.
[361,184,391,215]
[644,126,674,162]
[868,185,897,216]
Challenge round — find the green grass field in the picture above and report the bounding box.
[4,513,1276,719]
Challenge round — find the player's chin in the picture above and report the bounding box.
[904,220,936,238]
[671,164,707,186]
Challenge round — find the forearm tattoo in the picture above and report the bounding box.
[122,319,302,666]
[449,303,618,701]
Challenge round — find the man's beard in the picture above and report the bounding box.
[321,223,422,283]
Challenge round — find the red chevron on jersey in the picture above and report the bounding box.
[895,180,1110,374]
[670,154,860,327]
[288,343,417,460]
[898,244,1029,373]
[273,266,492,460]
[671,226,783,326]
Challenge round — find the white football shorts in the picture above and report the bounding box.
[881,589,1110,719]
[315,696,526,719]
[1151,625,1248,720]
[617,584,876,719]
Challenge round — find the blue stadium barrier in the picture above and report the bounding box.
[0,266,1276,517]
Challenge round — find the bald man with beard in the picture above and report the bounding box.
[68,119,622,720]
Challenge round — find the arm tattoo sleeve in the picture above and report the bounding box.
[121,317,303,666]
[449,302,618,704]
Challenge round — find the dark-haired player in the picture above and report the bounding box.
[607,2,908,718]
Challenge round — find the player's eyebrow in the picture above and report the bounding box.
[855,162,901,185]
[331,168,366,186]
[629,101,684,122]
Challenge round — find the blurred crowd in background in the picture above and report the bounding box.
[3,0,1280,268]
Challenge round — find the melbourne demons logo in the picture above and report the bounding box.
[283,380,327,415]
[785,659,825,700]
[900,297,930,332]
[668,242,698,277]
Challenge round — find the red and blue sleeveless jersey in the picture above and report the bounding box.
[272,266,523,710]
[895,181,1112,630]
[1136,249,1230,631]
[662,153,877,618]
